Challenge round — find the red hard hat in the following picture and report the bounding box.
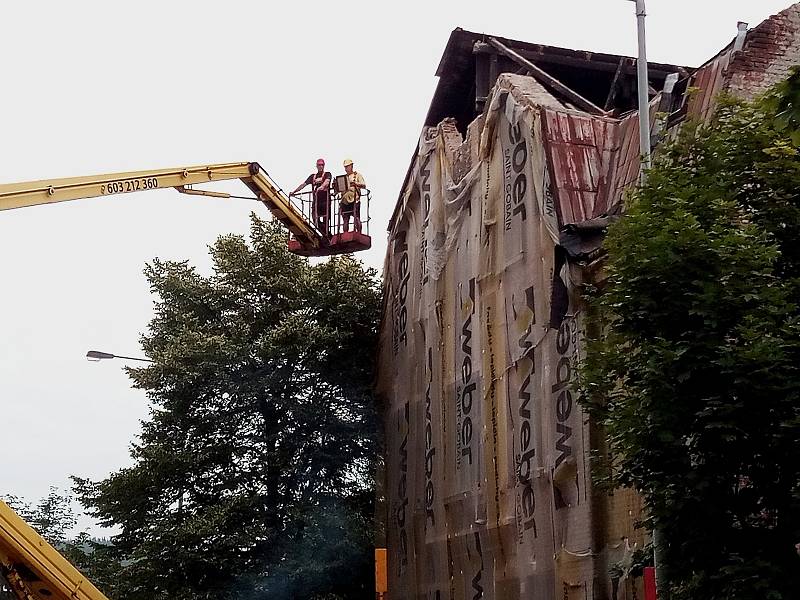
[316,158,325,165]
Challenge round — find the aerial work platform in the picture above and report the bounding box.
[287,186,373,256]
[0,162,371,258]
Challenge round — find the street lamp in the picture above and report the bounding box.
[86,350,153,363]
[628,0,652,181]
[626,6,663,597]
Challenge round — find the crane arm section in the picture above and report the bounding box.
[0,161,321,249]
[0,500,109,600]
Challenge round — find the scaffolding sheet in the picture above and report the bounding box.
[378,75,645,600]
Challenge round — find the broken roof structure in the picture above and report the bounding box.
[391,31,688,240]
[427,6,800,136]
[378,4,800,600]
[392,5,800,233]
[425,28,688,129]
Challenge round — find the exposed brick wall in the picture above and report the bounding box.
[727,3,800,98]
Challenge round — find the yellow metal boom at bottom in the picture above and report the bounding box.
[0,500,109,600]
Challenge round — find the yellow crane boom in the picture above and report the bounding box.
[0,500,107,600]
[0,161,322,251]
[0,160,331,599]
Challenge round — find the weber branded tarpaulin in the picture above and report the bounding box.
[378,74,645,600]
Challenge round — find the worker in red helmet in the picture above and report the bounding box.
[339,158,366,233]
[290,158,332,235]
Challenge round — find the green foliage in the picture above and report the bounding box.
[3,487,77,546]
[73,216,383,599]
[764,66,800,146]
[0,488,109,597]
[2,488,81,599]
[581,85,800,598]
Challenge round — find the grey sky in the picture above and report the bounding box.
[0,0,793,534]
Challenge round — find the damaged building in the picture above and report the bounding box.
[376,4,800,600]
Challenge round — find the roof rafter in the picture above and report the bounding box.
[487,37,607,116]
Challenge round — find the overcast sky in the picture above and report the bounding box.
[0,0,794,534]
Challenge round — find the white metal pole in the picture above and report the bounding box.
[633,0,652,181]
[628,5,663,597]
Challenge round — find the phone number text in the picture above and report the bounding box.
[101,178,159,195]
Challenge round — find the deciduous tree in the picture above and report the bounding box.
[74,216,382,599]
[581,85,800,599]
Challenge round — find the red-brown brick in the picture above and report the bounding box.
[727,3,800,98]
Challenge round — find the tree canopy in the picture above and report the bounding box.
[73,216,382,599]
[3,487,77,547]
[580,83,800,599]
[1,488,101,599]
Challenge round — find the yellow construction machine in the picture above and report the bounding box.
[0,501,108,600]
[0,161,372,598]
[0,161,371,256]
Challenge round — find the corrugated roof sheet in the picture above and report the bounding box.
[542,109,616,224]
[687,50,735,121]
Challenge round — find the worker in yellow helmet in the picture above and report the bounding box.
[339,158,366,233]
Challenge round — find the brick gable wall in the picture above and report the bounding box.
[727,3,800,98]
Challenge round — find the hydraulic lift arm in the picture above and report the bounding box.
[0,161,327,599]
[0,500,108,600]
[0,161,322,251]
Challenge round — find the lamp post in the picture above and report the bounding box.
[629,0,652,181]
[86,350,153,363]
[627,5,663,597]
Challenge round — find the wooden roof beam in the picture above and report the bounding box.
[604,57,630,110]
[475,41,688,79]
[487,37,606,116]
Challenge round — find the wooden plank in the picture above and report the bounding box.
[475,52,490,111]
[593,119,616,216]
[703,61,726,121]
[604,57,628,111]
[581,191,596,222]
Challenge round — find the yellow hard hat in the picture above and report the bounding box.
[343,158,354,167]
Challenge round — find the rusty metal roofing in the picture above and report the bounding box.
[541,109,617,224]
[540,101,658,228]
[686,49,735,121]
